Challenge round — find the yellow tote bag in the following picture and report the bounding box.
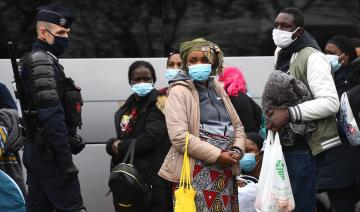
[174,133,196,212]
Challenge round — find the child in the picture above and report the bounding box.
[237,132,264,212]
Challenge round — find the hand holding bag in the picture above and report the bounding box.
[255,131,295,212]
[108,140,152,211]
[174,133,196,212]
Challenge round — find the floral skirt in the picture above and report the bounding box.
[174,130,239,212]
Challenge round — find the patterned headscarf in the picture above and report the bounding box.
[180,38,224,75]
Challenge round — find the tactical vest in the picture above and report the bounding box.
[54,62,83,131]
[19,51,83,135]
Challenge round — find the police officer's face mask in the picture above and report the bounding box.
[45,29,70,57]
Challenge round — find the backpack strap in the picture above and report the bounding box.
[121,140,136,164]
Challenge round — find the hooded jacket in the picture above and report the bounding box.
[274,32,340,155]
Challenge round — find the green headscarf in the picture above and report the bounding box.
[180,38,224,75]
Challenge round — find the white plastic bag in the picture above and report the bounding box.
[238,182,258,212]
[254,131,274,211]
[254,131,295,212]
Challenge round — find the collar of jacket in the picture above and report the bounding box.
[168,77,225,107]
[32,39,59,61]
[169,77,218,93]
[193,77,216,92]
[169,79,199,102]
[276,31,320,72]
[115,89,159,117]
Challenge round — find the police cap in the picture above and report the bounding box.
[36,4,75,28]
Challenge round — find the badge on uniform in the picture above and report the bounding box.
[59,18,66,26]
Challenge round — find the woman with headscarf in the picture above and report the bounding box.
[318,35,360,212]
[158,38,246,211]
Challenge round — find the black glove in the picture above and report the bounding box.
[69,134,86,155]
[64,163,79,181]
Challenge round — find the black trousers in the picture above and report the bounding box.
[24,143,85,212]
[327,184,360,212]
[27,173,84,212]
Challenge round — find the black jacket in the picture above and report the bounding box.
[106,89,172,211]
[20,40,74,177]
[230,92,262,133]
[318,63,360,189]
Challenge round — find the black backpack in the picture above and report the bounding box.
[108,141,152,211]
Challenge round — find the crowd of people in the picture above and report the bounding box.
[0,3,360,212]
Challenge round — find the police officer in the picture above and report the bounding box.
[19,4,86,212]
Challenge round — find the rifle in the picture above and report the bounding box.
[7,41,32,139]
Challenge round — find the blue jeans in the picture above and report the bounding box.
[283,150,317,212]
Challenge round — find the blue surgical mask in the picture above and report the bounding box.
[326,54,342,73]
[165,68,181,80]
[240,153,257,173]
[188,64,212,82]
[131,83,153,97]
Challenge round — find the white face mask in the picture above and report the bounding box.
[272,27,300,48]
